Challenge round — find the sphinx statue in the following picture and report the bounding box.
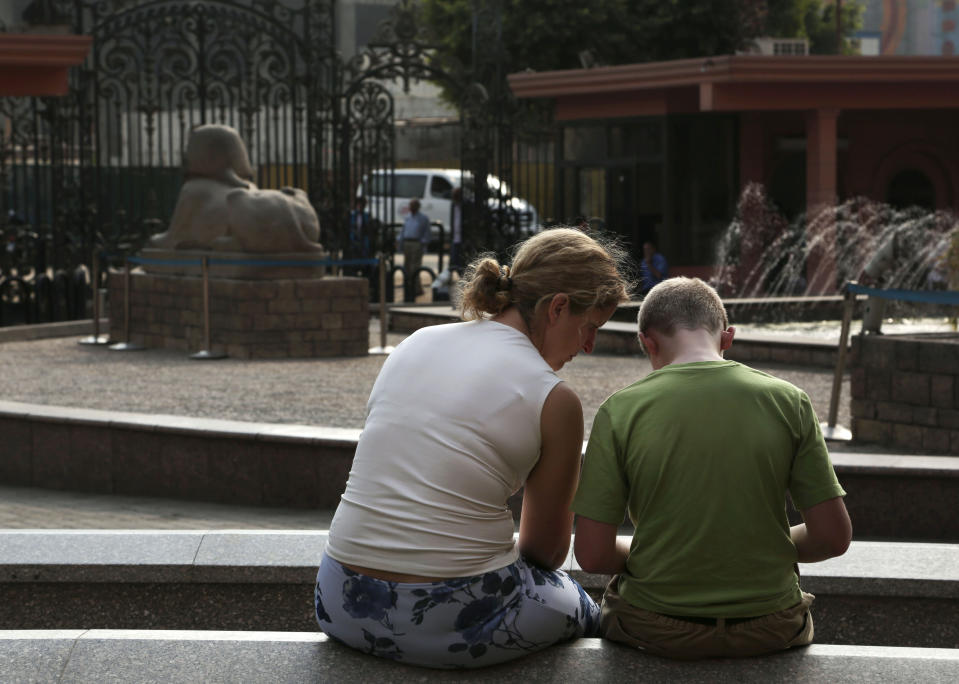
[148,124,323,254]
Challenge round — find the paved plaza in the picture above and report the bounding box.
[0,316,888,530]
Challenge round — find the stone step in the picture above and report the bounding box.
[388,305,847,367]
[3,401,957,541]
[797,451,959,542]
[1,532,956,648]
[2,630,957,682]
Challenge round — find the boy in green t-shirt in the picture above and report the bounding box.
[572,277,851,660]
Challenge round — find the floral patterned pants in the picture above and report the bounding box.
[315,552,599,669]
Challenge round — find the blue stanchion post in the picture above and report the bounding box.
[369,254,394,355]
[108,258,145,352]
[190,255,227,360]
[822,282,856,441]
[78,251,110,345]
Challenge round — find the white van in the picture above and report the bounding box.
[357,168,539,245]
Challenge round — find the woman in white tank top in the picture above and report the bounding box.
[316,227,632,669]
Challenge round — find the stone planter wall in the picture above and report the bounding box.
[850,333,959,453]
[108,272,368,358]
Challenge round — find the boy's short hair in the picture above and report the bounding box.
[638,277,728,345]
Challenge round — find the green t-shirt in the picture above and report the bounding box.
[572,360,845,618]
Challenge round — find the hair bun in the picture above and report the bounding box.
[496,265,513,291]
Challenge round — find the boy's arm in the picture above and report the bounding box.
[790,393,852,563]
[791,496,852,562]
[574,516,629,575]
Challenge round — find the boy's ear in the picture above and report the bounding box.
[638,331,658,357]
[719,326,736,352]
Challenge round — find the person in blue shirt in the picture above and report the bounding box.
[349,197,372,259]
[397,198,431,298]
[640,240,668,295]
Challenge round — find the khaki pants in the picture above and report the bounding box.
[403,240,424,297]
[600,577,815,660]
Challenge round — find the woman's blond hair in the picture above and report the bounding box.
[457,227,632,326]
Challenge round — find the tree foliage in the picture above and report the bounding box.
[421,0,865,102]
[421,1,768,81]
[766,0,865,55]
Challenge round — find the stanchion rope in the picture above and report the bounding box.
[846,283,959,305]
[101,253,380,269]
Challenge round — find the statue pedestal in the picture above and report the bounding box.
[107,271,368,359]
[138,248,328,280]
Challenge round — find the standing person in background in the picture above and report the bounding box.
[449,187,465,274]
[316,228,632,669]
[573,276,851,660]
[397,198,431,298]
[639,240,668,295]
[349,197,372,259]
[348,197,373,278]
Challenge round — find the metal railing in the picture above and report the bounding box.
[822,281,959,441]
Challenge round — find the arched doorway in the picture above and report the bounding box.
[886,168,936,210]
[871,143,954,212]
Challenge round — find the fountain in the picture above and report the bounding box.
[710,184,959,453]
[711,183,958,320]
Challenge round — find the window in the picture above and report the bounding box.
[430,174,453,199]
[610,123,662,158]
[564,126,606,161]
[394,174,428,198]
[363,172,428,199]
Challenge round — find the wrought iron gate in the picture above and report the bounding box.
[0,0,551,323]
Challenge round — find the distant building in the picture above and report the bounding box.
[508,55,959,292]
[861,0,959,56]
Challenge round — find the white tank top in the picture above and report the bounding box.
[326,319,562,576]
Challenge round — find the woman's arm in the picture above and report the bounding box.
[518,382,584,570]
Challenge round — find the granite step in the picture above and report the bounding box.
[0,532,956,648]
[3,401,957,541]
[387,305,848,367]
[2,630,957,683]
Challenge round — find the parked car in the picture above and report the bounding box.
[357,168,539,246]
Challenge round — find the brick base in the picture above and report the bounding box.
[107,271,369,358]
[850,333,959,453]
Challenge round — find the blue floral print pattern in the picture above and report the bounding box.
[342,573,399,628]
[315,553,600,669]
[528,564,565,589]
[314,582,331,623]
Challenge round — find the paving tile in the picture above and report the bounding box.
[0,318,943,531]
[0,633,80,682]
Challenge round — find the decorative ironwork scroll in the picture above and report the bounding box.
[0,0,552,321]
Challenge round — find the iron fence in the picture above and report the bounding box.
[0,0,555,323]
